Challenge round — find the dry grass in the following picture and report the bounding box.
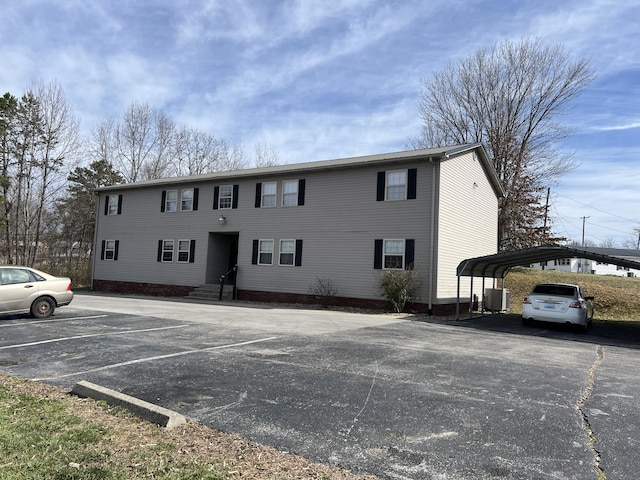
[502,267,640,320]
[0,372,377,480]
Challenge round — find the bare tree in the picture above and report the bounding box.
[412,38,594,250]
[252,140,281,168]
[0,81,80,266]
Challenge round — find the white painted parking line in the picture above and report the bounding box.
[0,314,109,327]
[32,336,279,381]
[0,325,189,350]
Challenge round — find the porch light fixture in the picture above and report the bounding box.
[218,215,226,224]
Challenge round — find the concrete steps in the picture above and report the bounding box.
[187,284,235,302]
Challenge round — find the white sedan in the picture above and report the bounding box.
[522,283,594,331]
[0,266,74,318]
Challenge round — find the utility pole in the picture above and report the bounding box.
[635,227,640,250]
[581,216,590,247]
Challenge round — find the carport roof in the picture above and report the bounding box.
[457,245,640,278]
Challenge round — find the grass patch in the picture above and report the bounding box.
[503,267,640,320]
[0,373,372,480]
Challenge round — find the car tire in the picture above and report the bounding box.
[31,297,55,319]
[522,317,532,326]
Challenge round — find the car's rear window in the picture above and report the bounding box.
[532,285,577,297]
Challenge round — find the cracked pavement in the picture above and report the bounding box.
[1,294,639,479]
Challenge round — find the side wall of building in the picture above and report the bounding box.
[435,151,500,303]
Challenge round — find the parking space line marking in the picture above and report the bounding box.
[31,336,279,381]
[0,315,109,327]
[0,325,189,350]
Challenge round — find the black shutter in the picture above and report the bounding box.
[295,239,303,266]
[193,188,199,211]
[298,179,306,206]
[160,191,166,212]
[376,172,385,201]
[117,195,123,214]
[104,196,109,215]
[255,183,262,208]
[232,185,239,209]
[374,239,383,269]
[157,240,163,262]
[213,186,219,209]
[113,240,119,261]
[407,168,417,200]
[189,240,196,263]
[101,240,106,260]
[405,239,415,269]
[252,240,259,264]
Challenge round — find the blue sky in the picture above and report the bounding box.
[1,0,638,247]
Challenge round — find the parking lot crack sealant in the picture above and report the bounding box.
[576,344,606,480]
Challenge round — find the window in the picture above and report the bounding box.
[105,195,122,215]
[163,190,177,212]
[218,185,233,209]
[386,170,407,200]
[181,188,193,211]
[251,239,275,265]
[101,240,119,260]
[161,240,174,262]
[377,168,417,201]
[0,268,33,285]
[282,180,298,206]
[261,182,276,207]
[374,239,415,270]
[384,239,405,269]
[178,240,191,262]
[279,240,295,265]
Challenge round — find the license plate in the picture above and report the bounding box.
[543,305,555,309]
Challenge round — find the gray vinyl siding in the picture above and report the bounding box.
[436,151,499,301]
[94,161,437,301]
[93,145,502,306]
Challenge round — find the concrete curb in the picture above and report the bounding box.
[71,380,187,429]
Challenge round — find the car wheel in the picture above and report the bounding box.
[522,317,532,326]
[31,297,55,319]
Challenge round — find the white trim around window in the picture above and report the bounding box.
[177,239,191,263]
[165,190,178,212]
[258,239,274,265]
[181,188,194,211]
[386,170,407,201]
[218,185,233,209]
[261,182,277,207]
[383,239,405,269]
[162,239,174,262]
[282,180,299,206]
[279,239,296,266]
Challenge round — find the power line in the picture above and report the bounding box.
[554,192,640,224]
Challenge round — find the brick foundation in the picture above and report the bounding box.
[92,280,472,315]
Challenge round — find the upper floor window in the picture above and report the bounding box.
[282,180,298,206]
[163,190,178,212]
[261,182,277,207]
[181,188,194,211]
[219,185,233,209]
[376,168,417,201]
[105,194,122,215]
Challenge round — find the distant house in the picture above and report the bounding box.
[92,144,504,314]
[530,247,640,277]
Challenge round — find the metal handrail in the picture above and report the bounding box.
[219,265,238,301]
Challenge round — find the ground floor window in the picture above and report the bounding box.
[101,240,119,260]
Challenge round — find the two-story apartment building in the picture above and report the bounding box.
[92,143,504,314]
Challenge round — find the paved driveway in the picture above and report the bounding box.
[1,294,639,479]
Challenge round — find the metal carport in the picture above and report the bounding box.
[455,245,640,320]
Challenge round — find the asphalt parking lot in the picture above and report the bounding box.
[1,294,639,480]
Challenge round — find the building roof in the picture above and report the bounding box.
[96,143,505,198]
[457,245,640,278]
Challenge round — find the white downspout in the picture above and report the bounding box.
[428,158,437,314]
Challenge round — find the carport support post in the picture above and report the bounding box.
[469,276,474,320]
[456,275,461,321]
